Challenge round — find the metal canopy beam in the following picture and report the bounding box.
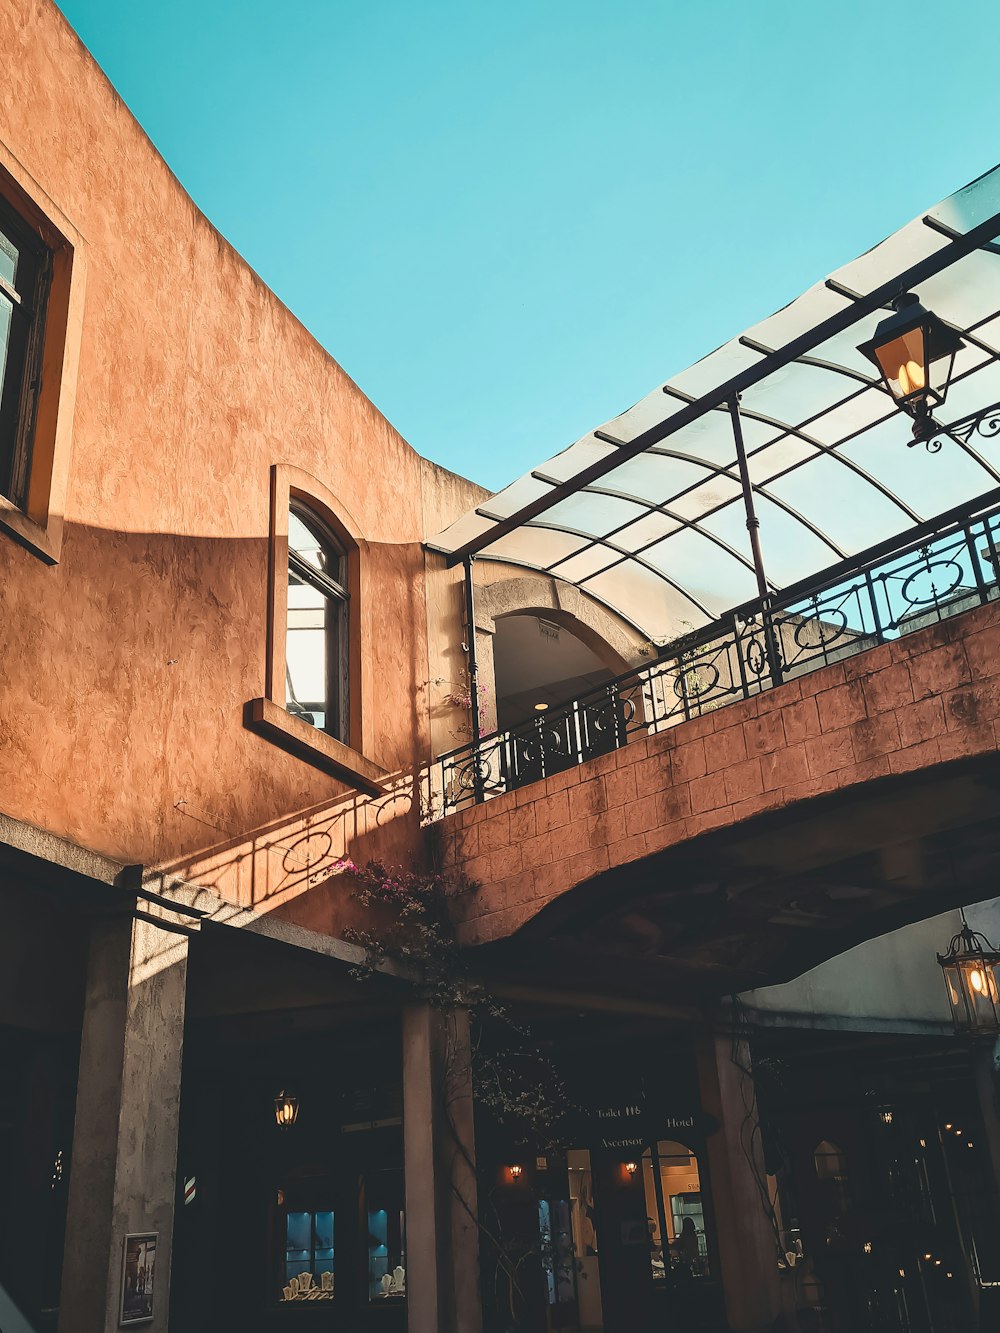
[445,206,1000,567]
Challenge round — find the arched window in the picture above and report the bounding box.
[285,504,349,743]
[641,1139,711,1281]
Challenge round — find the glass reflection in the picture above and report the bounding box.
[280,1209,334,1302]
[642,1140,709,1282]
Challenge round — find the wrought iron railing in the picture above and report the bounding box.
[428,489,1000,819]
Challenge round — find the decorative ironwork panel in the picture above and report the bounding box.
[433,491,1000,818]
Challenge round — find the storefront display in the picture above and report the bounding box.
[641,1140,710,1284]
[364,1170,406,1305]
[279,1209,334,1302]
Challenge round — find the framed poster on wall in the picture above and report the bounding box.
[119,1232,157,1325]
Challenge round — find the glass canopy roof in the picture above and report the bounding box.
[429,165,1000,643]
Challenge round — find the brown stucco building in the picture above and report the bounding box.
[3,3,1000,1332]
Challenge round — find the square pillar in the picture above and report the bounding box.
[58,910,189,1333]
[402,1004,482,1333]
[696,1028,782,1333]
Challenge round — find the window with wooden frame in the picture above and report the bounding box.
[245,465,385,794]
[285,504,350,743]
[0,194,51,511]
[0,152,86,565]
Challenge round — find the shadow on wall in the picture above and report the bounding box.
[152,767,426,926]
[1,517,443,922]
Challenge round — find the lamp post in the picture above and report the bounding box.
[937,912,1000,1036]
[858,293,964,442]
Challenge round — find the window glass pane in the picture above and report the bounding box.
[289,508,343,586]
[0,229,17,288]
[286,567,329,731]
[367,1171,406,1303]
[642,1140,709,1283]
[567,1149,603,1325]
[538,1196,575,1306]
[0,298,11,399]
[280,1208,335,1303]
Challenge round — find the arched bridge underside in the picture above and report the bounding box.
[441,601,1000,1002]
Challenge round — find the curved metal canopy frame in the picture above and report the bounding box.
[429,165,1000,642]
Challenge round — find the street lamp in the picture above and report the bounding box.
[858,293,964,441]
[937,913,1000,1035]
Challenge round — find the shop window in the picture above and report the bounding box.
[0,196,49,511]
[365,1169,406,1303]
[538,1196,576,1306]
[641,1140,710,1282]
[567,1148,604,1326]
[276,1199,335,1303]
[285,504,349,742]
[813,1140,848,1182]
[813,1139,850,1217]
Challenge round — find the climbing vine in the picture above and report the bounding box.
[339,857,570,1329]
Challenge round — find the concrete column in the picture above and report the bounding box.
[696,1028,783,1333]
[58,910,189,1333]
[402,1004,482,1333]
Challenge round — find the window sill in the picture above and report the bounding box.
[0,496,60,563]
[245,697,386,796]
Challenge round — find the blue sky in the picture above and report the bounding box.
[58,0,1000,492]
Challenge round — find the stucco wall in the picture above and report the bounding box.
[0,0,477,916]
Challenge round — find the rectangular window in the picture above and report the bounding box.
[278,1206,335,1303]
[0,195,50,510]
[365,1169,406,1303]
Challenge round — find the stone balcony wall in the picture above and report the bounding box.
[439,601,1000,945]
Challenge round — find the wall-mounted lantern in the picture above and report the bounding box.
[858,293,963,441]
[507,1163,523,1180]
[274,1090,300,1130]
[937,913,1000,1035]
[624,1160,638,1176]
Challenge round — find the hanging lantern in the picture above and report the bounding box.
[937,915,1000,1035]
[858,293,963,440]
[274,1089,299,1129]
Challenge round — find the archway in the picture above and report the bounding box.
[492,613,619,730]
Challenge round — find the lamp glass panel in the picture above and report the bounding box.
[962,959,1000,1031]
[874,328,927,402]
[929,346,958,401]
[943,958,1000,1032]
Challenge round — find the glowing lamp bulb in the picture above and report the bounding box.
[970,967,985,994]
[897,360,925,395]
[624,1161,638,1176]
[508,1164,523,1179]
[274,1090,299,1130]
